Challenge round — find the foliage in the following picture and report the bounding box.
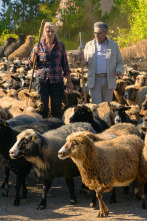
[0,0,147,49]
[58,0,85,41]
[0,29,18,46]
[112,0,147,48]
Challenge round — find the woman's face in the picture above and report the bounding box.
[45,26,56,41]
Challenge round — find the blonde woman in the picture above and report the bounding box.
[29,22,73,118]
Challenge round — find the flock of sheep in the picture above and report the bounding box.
[0,35,147,218]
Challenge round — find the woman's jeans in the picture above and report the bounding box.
[35,79,64,119]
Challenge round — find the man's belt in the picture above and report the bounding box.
[96,73,107,77]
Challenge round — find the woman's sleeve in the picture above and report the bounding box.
[61,43,71,77]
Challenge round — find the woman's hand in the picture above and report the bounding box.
[66,75,74,93]
[67,81,74,93]
[30,46,39,62]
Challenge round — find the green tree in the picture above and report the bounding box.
[58,0,85,41]
[113,0,147,48]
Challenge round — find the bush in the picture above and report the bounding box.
[0,29,18,46]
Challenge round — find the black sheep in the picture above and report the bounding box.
[9,122,96,210]
[70,105,108,133]
[0,37,16,58]
[0,117,64,206]
[4,34,26,58]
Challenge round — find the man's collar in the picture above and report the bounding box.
[96,37,108,45]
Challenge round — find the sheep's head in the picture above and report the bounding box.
[24,92,44,111]
[115,79,127,94]
[70,105,93,123]
[124,85,140,101]
[9,129,42,159]
[142,114,147,129]
[0,120,9,141]
[141,95,147,111]
[125,105,140,122]
[135,75,146,87]
[58,131,95,160]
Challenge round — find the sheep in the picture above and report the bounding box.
[14,117,64,134]
[98,102,133,127]
[0,74,27,90]
[135,74,147,87]
[93,122,141,141]
[0,106,8,120]
[62,103,99,124]
[62,89,82,112]
[137,114,147,140]
[124,85,147,109]
[4,34,26,58]
[0,117,64,206]
[113,79,129,105]
[58,131,144,217]
[70,104,108,133]
[0,37,16,58]
[2,88,18,99]
[125,105,141,124]
[9,122,96,210]
[8,106,42,119]
[141,95,147,111]
[8,35,35,60]
[7,114,39,127]
[17,88,35,101]
[0,90,43,119]
[139,127,147,208]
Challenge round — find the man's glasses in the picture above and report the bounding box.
[94,32,103,35]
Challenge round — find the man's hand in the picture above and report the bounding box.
[115,71,123,78]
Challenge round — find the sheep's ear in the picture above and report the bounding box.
[3,122,8,127]
[3,89,7,94]
[84,132,99,142]
[139,113,144,118]
[29,136,34,142]
[78,137,84,143]
[124,106,131,111]
[31,136,34,141]
[141,127,147,132]
[19,108,24,112]
[24,92,30,97]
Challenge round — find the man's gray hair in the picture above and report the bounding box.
[94,22,108,32]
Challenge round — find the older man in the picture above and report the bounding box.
[84,22,124,104]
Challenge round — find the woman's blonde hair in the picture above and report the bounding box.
[41,22,62,50]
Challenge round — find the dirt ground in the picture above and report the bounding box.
[0,166,147,221]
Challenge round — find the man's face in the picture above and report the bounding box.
[94,27,107,43]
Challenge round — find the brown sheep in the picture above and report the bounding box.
[125,105,141,123]
[18,88,35,101]
[141,95,147,111]
[58,131,144,217]
[113,79,128,105]
[8,106,42,120]
[8,36,35,60]
[124,85,147,108]
[135,74,147,87]
[92,122,141,141]
[0,91,43,119]
[139,127,147,208]
[0,89,18,99]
